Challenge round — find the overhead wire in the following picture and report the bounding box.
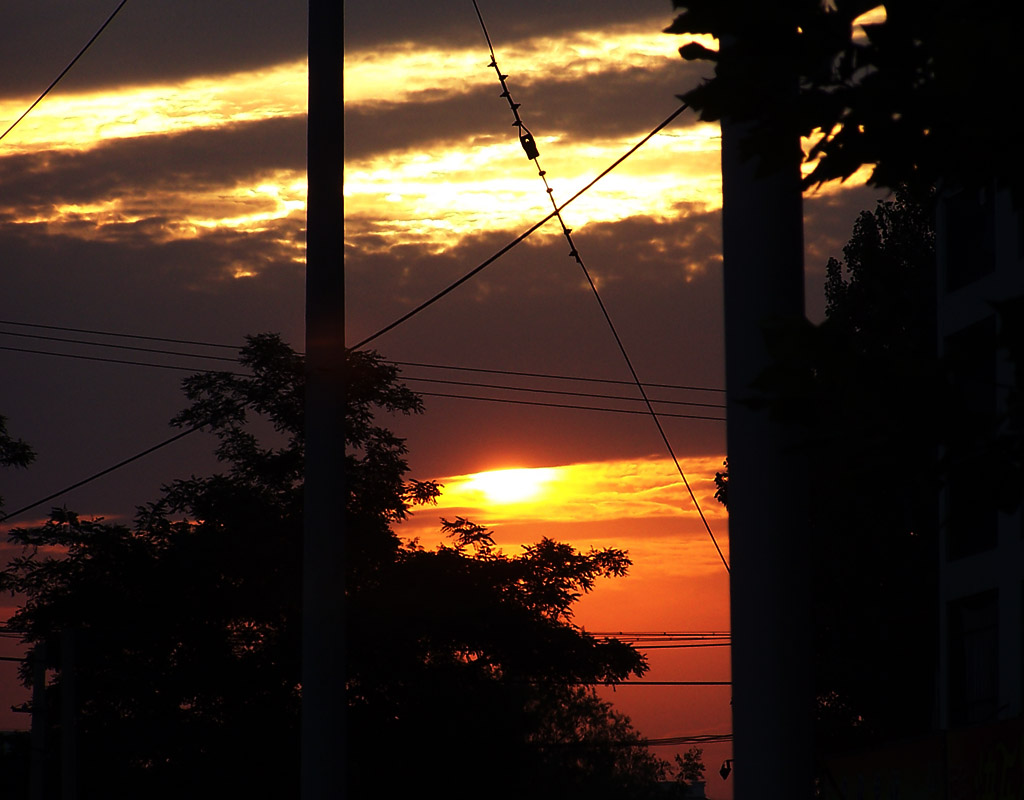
[415,390,723,420]
[592,631,731,649]
[644,733,733,747]
[402,375,726,410]
[0,345,246,376]
[0,320,726,393]
[470,1,730,574]
[0,329,239,363]
[0,424,205,524]
[0,0,131,143]
[0,345,723,420]
[0,329,724,414]
[590,631,730,639]
[1,343,724,417]
[394,360,725,394]
[0,319,238,350]
[618,681,731,686]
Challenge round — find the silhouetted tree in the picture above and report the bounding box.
[0,336,666,799]
[715,188,940,751]
[0,414,34,511]
[801,188,940,751]
[673,745,706,786]
[666,0,1024,201]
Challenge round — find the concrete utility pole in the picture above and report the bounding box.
[61,630,78,800]
[302,0,345,797]
[718,14,813,800]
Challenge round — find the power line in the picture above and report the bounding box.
[0,317,729,393]
[0,330,239,362]
[590,631,731,638]
[617,681,731,686]
[590,632,731,645]
[416,390,723,421]
[0,0,131,143]
[645,733,732,747]
[403,375,726,410]
[0,319,238,350]
[0,345,245,376]
[0,341,723,418]
[1,340,722,414]
[395,360,725,394]
[0,322,726,394]
[470,3,729,575]
[0,424,205,524]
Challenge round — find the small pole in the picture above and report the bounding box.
[60,630,78,800]
[30,643,46,800]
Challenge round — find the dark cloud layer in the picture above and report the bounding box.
[1,0,882,526]
[344,1,674,52]
[1,0,306,98]
[344,60,707,161]
[0,116,305,214]
[345,209,727,476]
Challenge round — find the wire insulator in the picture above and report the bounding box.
[519,133,540,160]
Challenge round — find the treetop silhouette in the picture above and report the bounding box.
[1,334,668,799]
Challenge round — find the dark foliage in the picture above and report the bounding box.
[666,0,1024,201]
[0,415,34,512]
[717,189,940,751]
[0,335,665,799]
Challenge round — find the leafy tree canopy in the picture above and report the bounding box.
[0,335,666,799]
[674,745,706,786]
[717,188,940,751]
[0,415,34,512]
[666,0,1024,200]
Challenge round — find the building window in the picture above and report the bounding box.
[944,317,998,559]
[944,186,996,291]
[948,589,999,726]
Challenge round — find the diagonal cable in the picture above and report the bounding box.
[1,0,130,143]
[0,424,204,523]
[350,102,689,350]
[472,0,729,573]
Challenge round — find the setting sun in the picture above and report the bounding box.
[462,467,557,505]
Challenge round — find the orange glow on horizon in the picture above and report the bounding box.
[401,456,730,579]
[435,456,727,524]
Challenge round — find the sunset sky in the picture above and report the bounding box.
[0,0,888,789]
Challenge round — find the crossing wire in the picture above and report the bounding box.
[350,102,689,350]
[471,1,730,574]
